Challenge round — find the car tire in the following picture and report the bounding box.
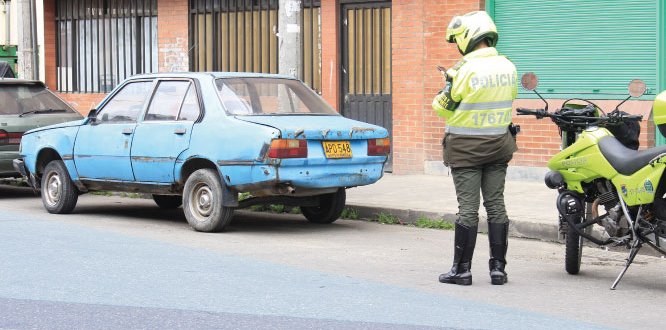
[302,188,346,224]
[41,160,78,214]
[183,168,234,232]
[152,194,182,209]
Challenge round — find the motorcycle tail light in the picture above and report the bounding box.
[267,139,308,158]
[368,138,391,156]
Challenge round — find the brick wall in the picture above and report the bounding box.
[392,0,484,173]
[157,0,190,73]
[320,0,339,111]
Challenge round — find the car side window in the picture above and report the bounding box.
[145,81,191,121]
[98,81,153,123]
[178,84,201,121]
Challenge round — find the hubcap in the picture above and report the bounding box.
[190,183,214,221]
[44,171,61,206]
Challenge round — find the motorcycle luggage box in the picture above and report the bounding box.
[654,90,666,138]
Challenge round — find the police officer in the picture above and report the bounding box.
[432,11,518,286]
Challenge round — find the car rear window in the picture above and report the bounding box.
[0,84,76,115]
[215,78,339,116]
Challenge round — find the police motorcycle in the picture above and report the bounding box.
[516,73,666,289]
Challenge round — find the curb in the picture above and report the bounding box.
[346,203,560,243]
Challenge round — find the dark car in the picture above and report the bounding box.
[0,79,83,177]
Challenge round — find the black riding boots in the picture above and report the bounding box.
[488,222,509,285]
[439,224,478,285]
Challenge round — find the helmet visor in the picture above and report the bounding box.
[446,16,464,43]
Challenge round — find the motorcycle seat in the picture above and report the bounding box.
[598,136,666,175]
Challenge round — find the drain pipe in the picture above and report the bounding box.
[2,0,9,50]
[29,0,38,79]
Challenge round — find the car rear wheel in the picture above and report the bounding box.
[41,160,78,214]
[152,194,182,209]
[302,188,346,224]
[183,168,234,232]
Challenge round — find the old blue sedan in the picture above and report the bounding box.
[14,73,390,232]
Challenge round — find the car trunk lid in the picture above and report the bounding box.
[235,115,388,140]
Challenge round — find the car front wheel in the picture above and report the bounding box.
[183,168,234,232]
[152,194,182,209]
[41,160,78,214]
[302,188,346,224]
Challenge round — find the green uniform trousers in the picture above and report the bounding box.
[451,163,509,227]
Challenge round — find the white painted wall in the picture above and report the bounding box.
[0,0,45,81]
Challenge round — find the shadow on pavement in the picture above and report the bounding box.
[0,185,38,199]
[69,198,353,235]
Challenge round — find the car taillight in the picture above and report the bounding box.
[267,139,308,158]
[368,138,391,156]
[0,130,23,146]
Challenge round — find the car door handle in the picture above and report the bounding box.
[173,128,187,135]
[122,128,134,135]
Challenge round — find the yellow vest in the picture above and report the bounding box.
[433,47,517,135]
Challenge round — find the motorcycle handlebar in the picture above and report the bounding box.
[515,107,643,124]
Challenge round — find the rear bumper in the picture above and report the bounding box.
[12,158,38,188]
[228,161,386,195]
[12,158,28,177]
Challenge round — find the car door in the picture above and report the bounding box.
[130,79,201,183]
[74,80,154,181]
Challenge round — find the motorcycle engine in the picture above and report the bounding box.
[598,204,629,237]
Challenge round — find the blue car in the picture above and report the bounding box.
[14,73,390,232]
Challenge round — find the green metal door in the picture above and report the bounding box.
[487,0,662,100]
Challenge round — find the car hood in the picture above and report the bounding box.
[23,118,86,135]
[235,115,389,140]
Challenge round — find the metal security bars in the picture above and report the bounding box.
[301,0,321,93]
[190,0,279,74]
[190,0,321,93]
[345,5,391,96]
[55,0,158,93]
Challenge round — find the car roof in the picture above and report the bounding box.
[129,72,298,81]
[0,78,46,86]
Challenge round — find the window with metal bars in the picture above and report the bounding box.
[189,0,321,93]
[55,0,158,93]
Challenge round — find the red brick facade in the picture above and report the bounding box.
[42,0,656,173]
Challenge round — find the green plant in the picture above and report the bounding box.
[289,206,301,214]
[414,216,454,230]
[340,207,359,220]
[90,191,113,196]
[376,212,399,225]
[249,204,267,212]
[238,192,251,201]
[269,204,285,213]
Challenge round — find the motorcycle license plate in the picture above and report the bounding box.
[323,141,352,159]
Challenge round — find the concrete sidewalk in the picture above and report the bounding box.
[345,173,561,242]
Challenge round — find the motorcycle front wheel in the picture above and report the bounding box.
[565,203,591,274]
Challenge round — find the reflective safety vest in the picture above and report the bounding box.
[433,47,517,135]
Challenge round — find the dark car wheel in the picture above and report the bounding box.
[41,160,78,214]
[152,194,182,209]
[183,168,234,232]
[302,188,346,224]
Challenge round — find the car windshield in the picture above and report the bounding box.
[0,84,75,115]
[215,77,339,116]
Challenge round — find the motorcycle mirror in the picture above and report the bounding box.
[521,72,539,91]
[628,79,646,98]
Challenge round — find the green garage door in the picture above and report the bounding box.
[487,0,665,144]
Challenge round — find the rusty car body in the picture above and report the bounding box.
[14,72,390,232]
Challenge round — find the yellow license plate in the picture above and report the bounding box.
[322,141,352,159]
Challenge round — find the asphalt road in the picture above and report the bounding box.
[1,185,665,330]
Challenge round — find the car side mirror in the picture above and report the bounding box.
[87,109,98,124]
